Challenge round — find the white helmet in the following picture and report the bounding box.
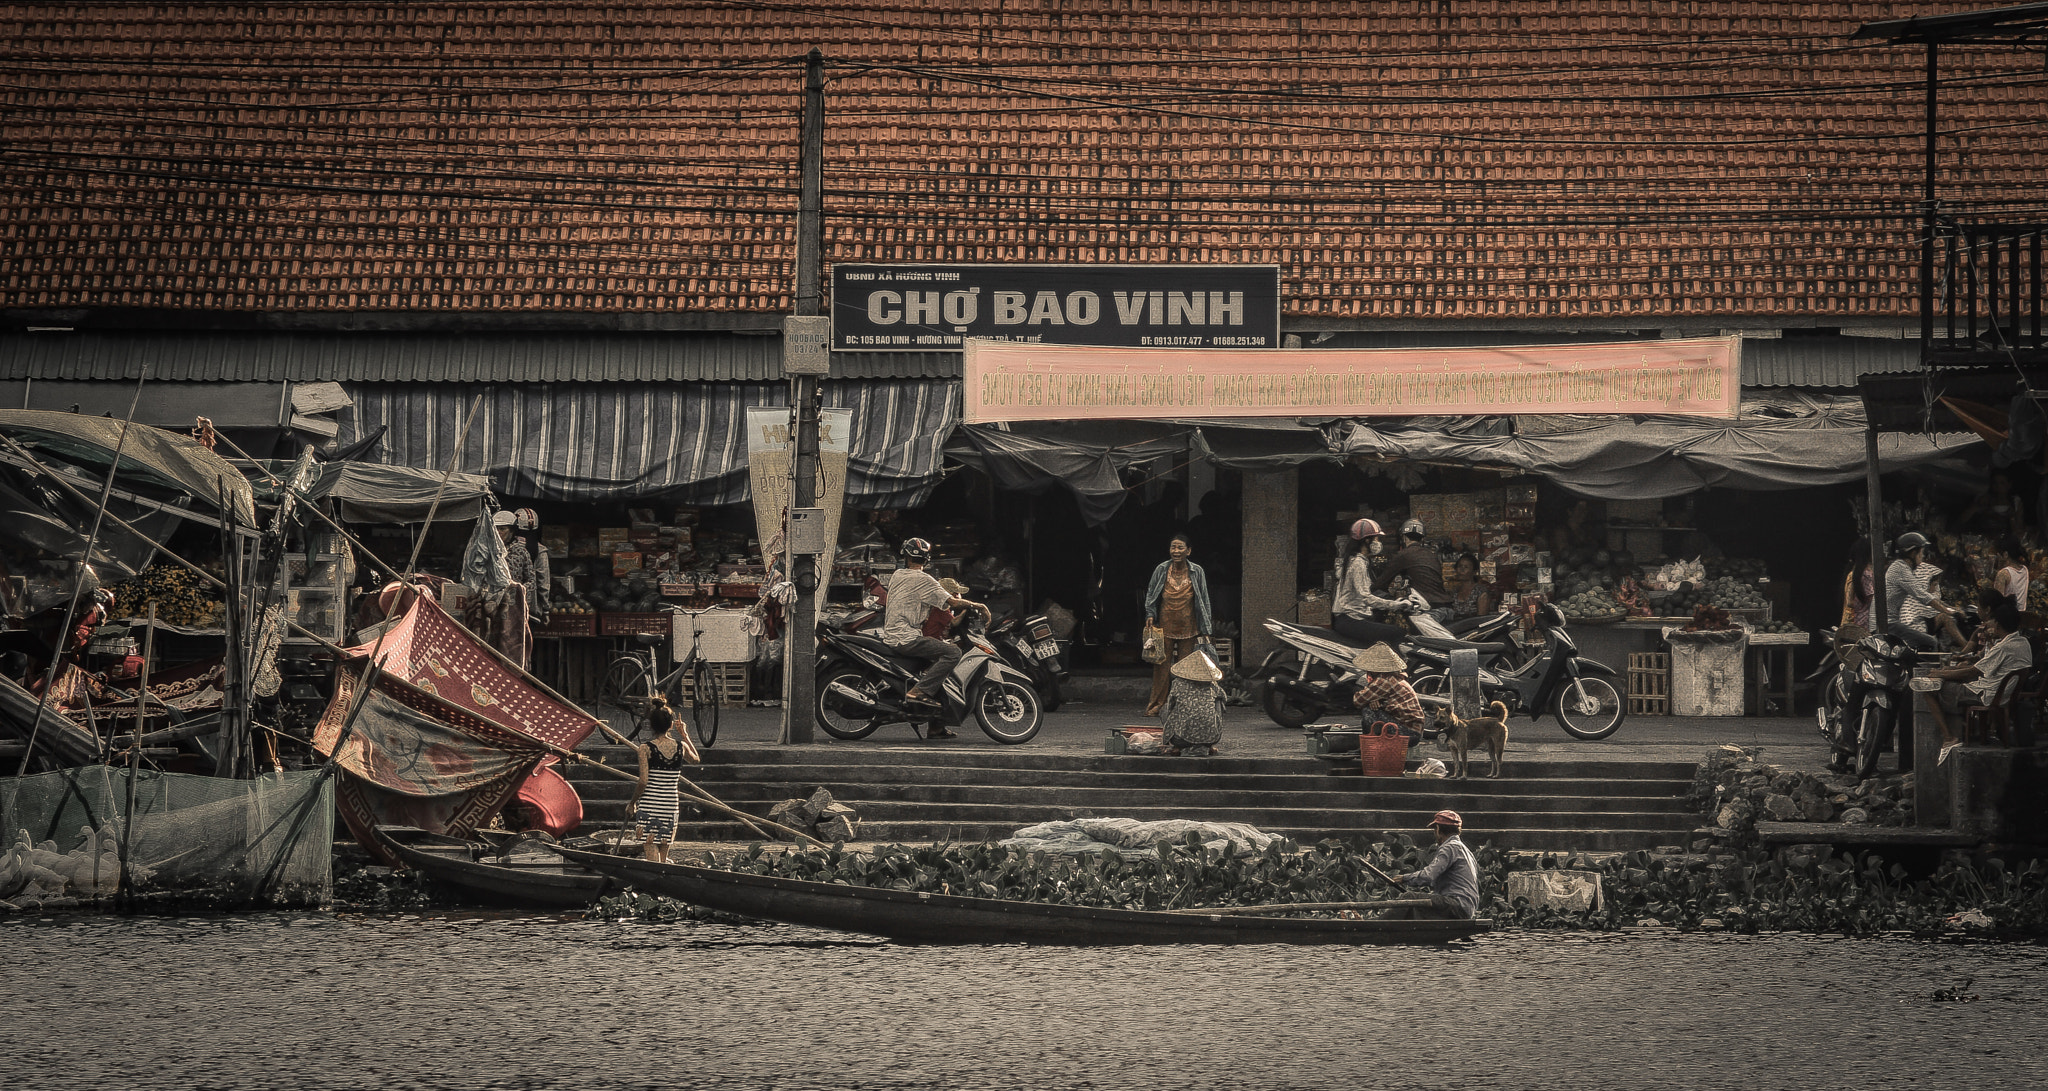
[1401,518,1425,539]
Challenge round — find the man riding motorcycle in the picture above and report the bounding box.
[1373,518,1453,622]
[883,538,986,733]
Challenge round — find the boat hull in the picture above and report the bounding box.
[550,845,1490,945]
[376,827,613,909]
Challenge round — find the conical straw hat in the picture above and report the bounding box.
[1351,643,1406,673]
[1170,649,1224,683]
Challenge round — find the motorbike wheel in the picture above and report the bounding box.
[1554,676,1625,740]
[814,666,884,740]
[1817,672,1847,743]
[1257,679,1326,729]
[1854,703,1887,780]
[973,678,1042,744]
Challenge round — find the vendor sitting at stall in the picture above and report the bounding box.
[1384,809,1480,921]
[1922,601,2033,748]
[1351,643,1426,748]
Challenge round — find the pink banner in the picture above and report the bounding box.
[963,336,1740,422]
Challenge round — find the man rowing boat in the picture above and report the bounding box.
[1383,809,1481,920]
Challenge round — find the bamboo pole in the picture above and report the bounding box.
[1159,898,1438,916]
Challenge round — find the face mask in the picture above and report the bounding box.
[1368,540,1384,555]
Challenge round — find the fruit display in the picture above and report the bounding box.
[1559,587,1627,621]
[1663,576,1769,617]
[1751,619,1803,635]
[105,564,224,627]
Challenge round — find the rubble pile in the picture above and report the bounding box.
[1689,745,1910,843]
[767,787,862,843]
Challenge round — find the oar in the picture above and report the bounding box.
[1363,859,1405,888]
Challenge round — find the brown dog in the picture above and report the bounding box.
[1431,700,1510,779]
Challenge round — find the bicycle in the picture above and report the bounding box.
[596,606,725,747]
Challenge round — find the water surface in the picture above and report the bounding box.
[3,913,2040,1090]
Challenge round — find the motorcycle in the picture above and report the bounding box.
[1828,630,1918,778]
[814,606,1044,744]
[1250,590,1524,729]
[1405,602,1627,740]
[986,610,1069,712]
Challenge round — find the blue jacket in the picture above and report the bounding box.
[1145,560,1213,637]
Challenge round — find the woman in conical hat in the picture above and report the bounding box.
[1161,647,1226,757]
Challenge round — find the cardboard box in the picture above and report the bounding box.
[613,551,643,576]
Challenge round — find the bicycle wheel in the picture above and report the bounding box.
[597,657,652,740]
[688,659,722,748]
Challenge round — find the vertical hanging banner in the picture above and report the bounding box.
[746,408,853,593]
[962,336,1742,422]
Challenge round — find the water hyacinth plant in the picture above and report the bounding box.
[587,834,2048,939]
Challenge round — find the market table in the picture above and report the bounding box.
[1746,631,1809,717]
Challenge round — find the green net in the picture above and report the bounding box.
[1,768,333,908]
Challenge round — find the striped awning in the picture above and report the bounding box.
[335,380,957,506]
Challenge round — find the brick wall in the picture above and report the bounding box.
[1239,469,1297,663]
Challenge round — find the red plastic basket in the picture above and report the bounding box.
[1358,722,1408,777]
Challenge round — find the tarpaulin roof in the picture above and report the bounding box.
[947,418,1335,525]
[1330,394,1979,499]
[0,409,256,523]
[252,461,493,524]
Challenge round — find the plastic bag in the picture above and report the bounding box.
[1141,623,1166,664]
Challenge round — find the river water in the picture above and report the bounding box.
[3,912,2041,1091]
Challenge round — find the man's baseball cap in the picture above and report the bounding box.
[1429,809,1463,829]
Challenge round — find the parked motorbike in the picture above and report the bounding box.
[1250,590,1523,728]
[1404,602,1627,740]
[986,610,1069,712]
[814,607,1044,744]
[1827,629,1918,778]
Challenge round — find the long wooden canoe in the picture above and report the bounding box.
[375,826,614,909]
[549,844,1490,945]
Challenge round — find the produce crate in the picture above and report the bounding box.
[716,582,761,599]
[533,613,597,638]
[599,612,671,637]
[1627,652,1670,715]
[1211,638,1236,670]
[678,663,751,709]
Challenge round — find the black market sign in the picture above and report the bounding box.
[830,263,1281,352]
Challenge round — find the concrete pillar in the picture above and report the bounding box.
[1240,468,1297,663]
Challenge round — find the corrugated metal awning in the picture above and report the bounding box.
[336,380,958,506]
[0,332,960,383]
[1741,337,1920,388]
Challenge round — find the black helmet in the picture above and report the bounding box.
[1893,531,1930,554]
[900,537,933,564]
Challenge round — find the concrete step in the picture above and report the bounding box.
[577,780,1694,814]
[649,820,1689,855]
[564,744,1708,854]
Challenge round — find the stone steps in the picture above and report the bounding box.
[565,745,1701,854]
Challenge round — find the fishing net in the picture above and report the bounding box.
[0,767,333,907]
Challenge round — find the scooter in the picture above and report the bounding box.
[1405,602,1627,740]
[1250,590,1523,729]
[1830,630,1918,778]
[986,610,1069,713]
[813,607,1043,744]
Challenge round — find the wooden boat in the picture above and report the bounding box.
[374,826,615,909]
[548,844,1491,945]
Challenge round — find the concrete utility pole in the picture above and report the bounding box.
[780,47,827,744]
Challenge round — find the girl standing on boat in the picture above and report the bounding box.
[601,698,701,861]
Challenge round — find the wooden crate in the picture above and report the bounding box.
[1211,638,1236,670]
[1628,652,1670,715]
[679,663,750,709]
